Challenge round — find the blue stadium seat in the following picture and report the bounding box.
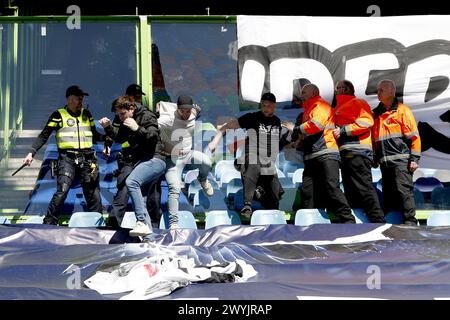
[120,211,137,229]
[276,152,286,169]
[188,179,220,201]
[283,161,303,178]
[159,210,197,229]
[232,189,264,212]
[279,187,301,212]
[413,188,425,209]
[68,212,105,227]
[193,189,228,212]
[385,211,403,224]
[427,210,450,226]
[24,216,44,224]
[351,208,371,223]
[205,210,241,229]
[431,187,450,209]
[226,178,243,199]
[414,177,444,193]
[250,210,287,225]
[278,177,295,188]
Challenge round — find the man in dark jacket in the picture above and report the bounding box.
[23,85,104,225]
[99,96,166,238]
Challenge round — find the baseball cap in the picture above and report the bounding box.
[177,95,194,109]
[66,85,89,98]
[261,92,276,103]
[125,84,146,96]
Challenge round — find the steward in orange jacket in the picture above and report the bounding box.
[297,95,339,161]
[333,80,384,223]
[372,80,421,225]
[372,100,421,168]
[290,84,354,223]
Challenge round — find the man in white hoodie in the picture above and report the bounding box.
[158,95,214,229]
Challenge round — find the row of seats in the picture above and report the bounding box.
[7,209,450,229]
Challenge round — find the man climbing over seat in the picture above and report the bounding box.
[157,95,214,229]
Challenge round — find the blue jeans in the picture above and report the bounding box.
[126,157,166,226]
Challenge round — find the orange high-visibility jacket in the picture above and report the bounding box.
[372,99,421,167]
[334,95,374,159]
[296,95,339,161]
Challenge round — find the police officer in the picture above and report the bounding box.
[24,85,104,225]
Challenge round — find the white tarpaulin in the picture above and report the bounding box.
[237,15,450,169]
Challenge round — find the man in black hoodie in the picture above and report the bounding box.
[99,95,166,238]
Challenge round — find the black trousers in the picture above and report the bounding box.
[46,152,102,220]
[340,154,385,223]
[240,163,284,210]
[109,161,162,228]
[301,157,355,223]
[381,164,417,224]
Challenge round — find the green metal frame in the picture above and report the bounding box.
[0,15,237,163]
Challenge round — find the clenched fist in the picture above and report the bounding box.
[99,117,111,128]
[123,118,139,131]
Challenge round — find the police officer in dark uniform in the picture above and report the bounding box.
[24,85,104,225]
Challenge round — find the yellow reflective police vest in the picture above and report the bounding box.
[55,108,93,149]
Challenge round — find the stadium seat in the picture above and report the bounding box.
[292,168,304,186]
[24,216,44,224]
[384,211,404,224]
[0,216,10,224]
[188,179,220,201]
[183,169,199,184]
[294,209,330,226]
[214,160,235,181]
[159,210,197,229]
[276,168,286,178]
[283,161,303,178]
[193,189,228,212]
[431,187,450,209]
[426,210,450,226]
[250,210,287,225]
[279,187,301,212]
[120,211,137,229]
[276,152,286,169]
[220,169,241,188]
[225,178,243,198]
[413,188,425,209]
[414,177,444,193]
[278,177,295,188]
[232,189,264,212]
[351,208,371,223]
[68,212,105,227]
[205,210,241,229]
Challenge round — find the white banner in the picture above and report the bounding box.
[237,15,450,169]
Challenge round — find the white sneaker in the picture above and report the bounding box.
[169,221,179,230]
[200,180,214,197]
[129,221,152,237]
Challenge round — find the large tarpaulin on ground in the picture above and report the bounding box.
[1,223,450,299]
[237,15,450,169]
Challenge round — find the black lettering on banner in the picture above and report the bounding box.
[238,38,450,154]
